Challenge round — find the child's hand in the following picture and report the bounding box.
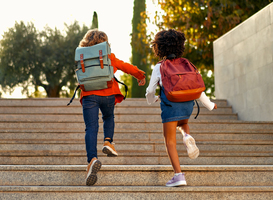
[214,103,217,109]
[138,78,146,86]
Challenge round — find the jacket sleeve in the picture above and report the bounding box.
[198,92,215,111]
[110,53,145,80]
[145,63,160,104]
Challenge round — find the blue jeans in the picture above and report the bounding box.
[82,95,115,163]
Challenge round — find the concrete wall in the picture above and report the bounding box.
[213,3,273,121]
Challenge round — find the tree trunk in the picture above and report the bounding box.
[46,85,61,97]
[131,0,148,98]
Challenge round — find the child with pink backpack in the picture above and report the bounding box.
[146,29,217,187]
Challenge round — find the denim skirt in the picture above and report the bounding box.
[160,88,194,123]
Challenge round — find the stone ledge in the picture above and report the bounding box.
[1,165,272,172]
[0,129,272,134]
[0,185,272,192]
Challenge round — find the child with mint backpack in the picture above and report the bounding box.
[78,29,146,186]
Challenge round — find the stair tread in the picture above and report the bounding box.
[1,164,272,171]
[0,185,272,192]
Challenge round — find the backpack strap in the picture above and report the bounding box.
[194,100,200,119]
[67,85,80,106]
[159,85,172,107]
[67,76,128,106]
[99,50,104,69]
[80,54,85,72]
[114,76,128,100]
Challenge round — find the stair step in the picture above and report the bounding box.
[0,142,271,153]
[1,128,272,133]
[0,98,229,107]
[0,131,272,142]
[1,155,271,165]
[0,113,238,121]
[1,121,273,131]
[0,165,272,186]
[1,185,272,200]
[0,106,233,115]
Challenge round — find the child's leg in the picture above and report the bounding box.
[163,121,181,173]
[82,96,100,163]
[177,119,199,159]
[100,95,118,156]
[177,119,190,134]
[100,95,115,142]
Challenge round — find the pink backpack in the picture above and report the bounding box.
[160,57,205,102]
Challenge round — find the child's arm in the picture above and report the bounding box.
[198,92,217,110]
[110,53,145,81]
[145,64,160,104]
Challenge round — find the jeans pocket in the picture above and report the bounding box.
[82,96,98,109]
[106,95,115,108]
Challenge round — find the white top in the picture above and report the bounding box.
[145,63,215,111]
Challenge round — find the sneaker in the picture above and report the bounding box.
[85,158,102,186]
[177,127,199,159]
[166,173,187,187]
[102,141,118,157]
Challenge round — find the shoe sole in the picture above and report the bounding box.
[166,180,187,187]
[184,136,199,159]
[86,160,102,186]
[102,146,118,157]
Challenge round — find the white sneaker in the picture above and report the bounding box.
[166,173,187,187]
[177,127,199,159]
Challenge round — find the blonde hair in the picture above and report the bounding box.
[79,29,108,47]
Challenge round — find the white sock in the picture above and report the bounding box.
[174,173,182,176]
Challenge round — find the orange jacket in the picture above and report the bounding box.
[80,53,145,104]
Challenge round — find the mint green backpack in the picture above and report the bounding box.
[75,41,113,91]
[67,41,127,105]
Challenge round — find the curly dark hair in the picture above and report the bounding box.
[151,29,186,59]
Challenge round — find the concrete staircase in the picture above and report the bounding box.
[0,98,272,199]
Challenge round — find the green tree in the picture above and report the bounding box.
[0,21,41,96]
[146,0,272,97]
[91,11,99,29]
[130,0,150,98]
[155,0,272,68]
[0,20,93,97]
[38,22,89,97]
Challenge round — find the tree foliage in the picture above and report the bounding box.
[0,12,99,97]
[155,0,272,68]
[142,0,272,97]
[91,11,99,29]
[0,22,40,94]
